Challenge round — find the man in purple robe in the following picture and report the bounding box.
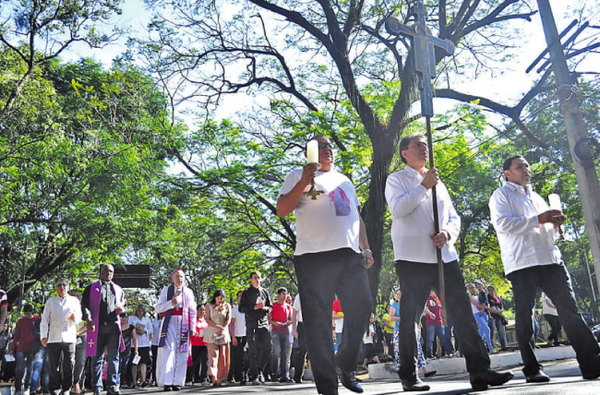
[81,264,126,395]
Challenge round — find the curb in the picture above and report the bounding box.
[368,346,577,379]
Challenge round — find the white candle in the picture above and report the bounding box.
[306,140,319,163]
[548,194,561,210]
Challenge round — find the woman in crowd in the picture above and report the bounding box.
[204,289,231,386]
[129,305,153,388]
[119,312,138,388]
[188,305,209,385]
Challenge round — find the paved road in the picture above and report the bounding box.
[126,358,599,394]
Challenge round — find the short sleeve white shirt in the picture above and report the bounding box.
[292,294,303,323]
[280,168,361,256]
[231,305,246,337]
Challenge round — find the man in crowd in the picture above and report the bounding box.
[155,269,197,391]
[489,155,600,382]
[268,287,293,383]
[41,279,82,395]
[11,304,41,395]
[277,135,373,395]
[229,291,247,385]
[385,133,514,392]
[82,264,126,395]
[238,271,272,385]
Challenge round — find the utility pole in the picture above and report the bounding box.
[537,0,600,294]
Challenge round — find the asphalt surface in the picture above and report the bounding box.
[119,358,600,394]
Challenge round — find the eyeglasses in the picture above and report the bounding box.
[318,142,333,150]
[56,284,68,287]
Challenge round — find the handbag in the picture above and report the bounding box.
[500,315,509,326]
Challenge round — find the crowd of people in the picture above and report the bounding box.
[0,266,386,395]
[2,136,600,395]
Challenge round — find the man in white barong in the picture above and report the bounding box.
[155,270,196,391]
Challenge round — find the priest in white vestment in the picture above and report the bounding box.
[155,270,196,391]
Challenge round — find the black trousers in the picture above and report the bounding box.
[395,260,490,381]
[188,345,208,383]
[294,248,372,394]
[230,336,247,382]
[246,326,271,380]
[292,322,308,382]
[46,342,75,394]
[544,314,562,345]
[508,264,600,377]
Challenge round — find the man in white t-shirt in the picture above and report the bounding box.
[277,135,373,395]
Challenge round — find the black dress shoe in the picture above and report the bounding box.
[402,378,430,392]
[335,367,363,393]
[424,370,437,378]
[163,386,172,392]
[171,386,181,391]
[526,370,550,383]
[470,369,514,391]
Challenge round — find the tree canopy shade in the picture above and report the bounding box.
[139,0,557,301]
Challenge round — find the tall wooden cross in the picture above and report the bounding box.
[385,1,454,117]
[385,1,455,323]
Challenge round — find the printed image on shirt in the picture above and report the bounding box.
[329,187,351,216]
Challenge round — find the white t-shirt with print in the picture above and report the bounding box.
[280,168,360,256]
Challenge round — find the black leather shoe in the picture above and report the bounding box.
[163,386,172,392]
[335,367,363,393]
[470,369,514,391]
[424,370,437,378]
[402,378,430,391]
[526,370,550,383]
[171,386,181,391]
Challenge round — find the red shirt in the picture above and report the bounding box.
[270,301,292,333]
[190,317,208,346]
[11,316,40,353]
[425,296,443,326]
[332,299,343,314]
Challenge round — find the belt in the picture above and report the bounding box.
[171,308,183,316]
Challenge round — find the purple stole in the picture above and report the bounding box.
[85,281,126,357]
[159,285,190,353]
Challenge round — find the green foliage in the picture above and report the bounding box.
[0,48,185,308]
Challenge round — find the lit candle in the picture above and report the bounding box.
[306,140,319,163]
[548,194,561,210]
